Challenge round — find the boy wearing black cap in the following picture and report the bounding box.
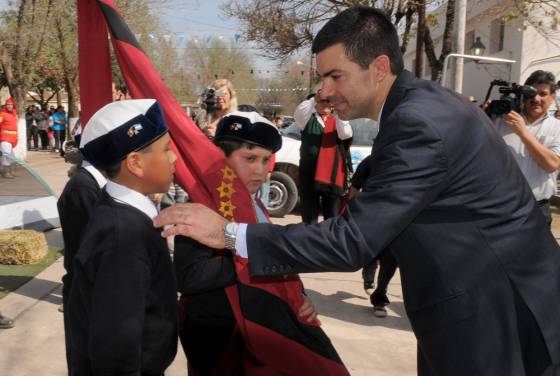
[67,99,178,375]
[174,111,318,375]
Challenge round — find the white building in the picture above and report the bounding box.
[402,0,560,102]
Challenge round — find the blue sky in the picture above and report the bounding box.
[0,0,281,71]
[157,0,277,71]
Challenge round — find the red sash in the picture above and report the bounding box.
[314,115,345,195]
[78,1,348,374]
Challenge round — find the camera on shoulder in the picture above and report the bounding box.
[484,80,537,116]
[199,87,227,112]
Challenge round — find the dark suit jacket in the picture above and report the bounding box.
[57,167,103,290]
[246,70,560,375]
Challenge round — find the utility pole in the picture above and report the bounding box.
[415,0,426,78]
[453,0,467,93]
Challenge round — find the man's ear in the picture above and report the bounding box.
[370,55,391,82]
[124,152,145,178]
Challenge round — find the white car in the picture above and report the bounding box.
[266,118,378,217]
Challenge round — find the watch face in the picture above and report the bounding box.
[225,222,236,235]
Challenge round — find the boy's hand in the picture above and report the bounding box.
[154,203,227,249]
[298,295,320,325]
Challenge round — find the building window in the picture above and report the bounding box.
[490,19,505,54]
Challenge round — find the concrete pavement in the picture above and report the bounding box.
[12,150,560,375]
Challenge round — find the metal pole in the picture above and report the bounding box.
[453,0,467,93]
[308,52,314,94]
[441,53,517,89]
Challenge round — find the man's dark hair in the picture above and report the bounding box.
[312,6,404,74]
[306,93,316,100]
[214,138,258,157]
[524,70,557,92]
[102,145,152,179]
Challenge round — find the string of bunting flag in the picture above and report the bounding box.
[133,32,244,45]
[236,88,308,92]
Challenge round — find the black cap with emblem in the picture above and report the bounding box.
[214,111,282,153]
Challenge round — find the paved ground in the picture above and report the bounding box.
[1,151,559,375]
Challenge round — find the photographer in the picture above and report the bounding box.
[493,70,560,226]
[195,78,238,139]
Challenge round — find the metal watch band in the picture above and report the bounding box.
[224,222,238,250]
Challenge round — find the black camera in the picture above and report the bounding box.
[200,87,217,111]
[199,87,224,112]
[484,80,537,116]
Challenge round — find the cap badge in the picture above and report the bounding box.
[127,124,143,137]
[229,122,243,131]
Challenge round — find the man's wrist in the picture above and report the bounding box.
[224,221,238,250]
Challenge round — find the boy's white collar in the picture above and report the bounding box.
[105,180,158,219]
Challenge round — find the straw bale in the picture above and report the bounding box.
[0,230,48,265]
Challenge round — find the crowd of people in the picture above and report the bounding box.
[24,104,69,155]
[2,4,560,375]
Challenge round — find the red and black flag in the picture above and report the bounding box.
[78,1,349,374]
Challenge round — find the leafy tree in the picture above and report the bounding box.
[184,38,260,106]
[222,0,416,61]
[0,0,56,115]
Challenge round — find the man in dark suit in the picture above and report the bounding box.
[155,6,560,375]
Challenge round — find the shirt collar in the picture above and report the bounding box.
[377,101,386,126]
[105,180,159,219]
[524,112,550,127]
[82,160,107,188]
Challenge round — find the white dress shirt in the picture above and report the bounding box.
[293,97,353,140]
[82,160,107,188]
[105,180,159,219]
[495,114,560,201]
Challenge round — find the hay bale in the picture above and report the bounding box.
[0,230,48,265]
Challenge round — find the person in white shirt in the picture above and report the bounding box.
[294,91,353,223]
[494,70,560,226]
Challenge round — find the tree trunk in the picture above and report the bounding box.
[423,0,456,83]
[66,77,79,118]
[415,0,426,78]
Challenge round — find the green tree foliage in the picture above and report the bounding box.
[0,0,56,115]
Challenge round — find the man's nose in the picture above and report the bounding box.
[320,81,335,99]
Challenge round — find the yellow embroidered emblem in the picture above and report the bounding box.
[217,182,235,199]
[219,200,237,219]
[222,166,237,181]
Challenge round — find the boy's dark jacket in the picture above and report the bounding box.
[68,192,177,375]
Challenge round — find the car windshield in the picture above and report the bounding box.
[281,118,378,146]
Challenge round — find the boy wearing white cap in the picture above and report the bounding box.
[67,99,178,375]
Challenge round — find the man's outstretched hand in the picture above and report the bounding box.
[153,203,228,249]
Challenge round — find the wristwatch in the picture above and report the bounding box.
[224,221,238,250]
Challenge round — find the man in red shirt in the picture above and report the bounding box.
[0,98,19,178]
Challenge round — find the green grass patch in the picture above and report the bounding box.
[0,246,62,299]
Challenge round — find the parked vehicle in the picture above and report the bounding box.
[266,118,378,217]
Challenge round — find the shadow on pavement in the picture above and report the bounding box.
[44,229,64,249]
[305,289,413,332]
[0,275,62,304]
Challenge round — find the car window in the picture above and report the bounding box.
[282,123,302,140]
[349,118,378,147]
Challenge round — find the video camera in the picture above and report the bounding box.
[199,87,227,112]
[483,80,537,116]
